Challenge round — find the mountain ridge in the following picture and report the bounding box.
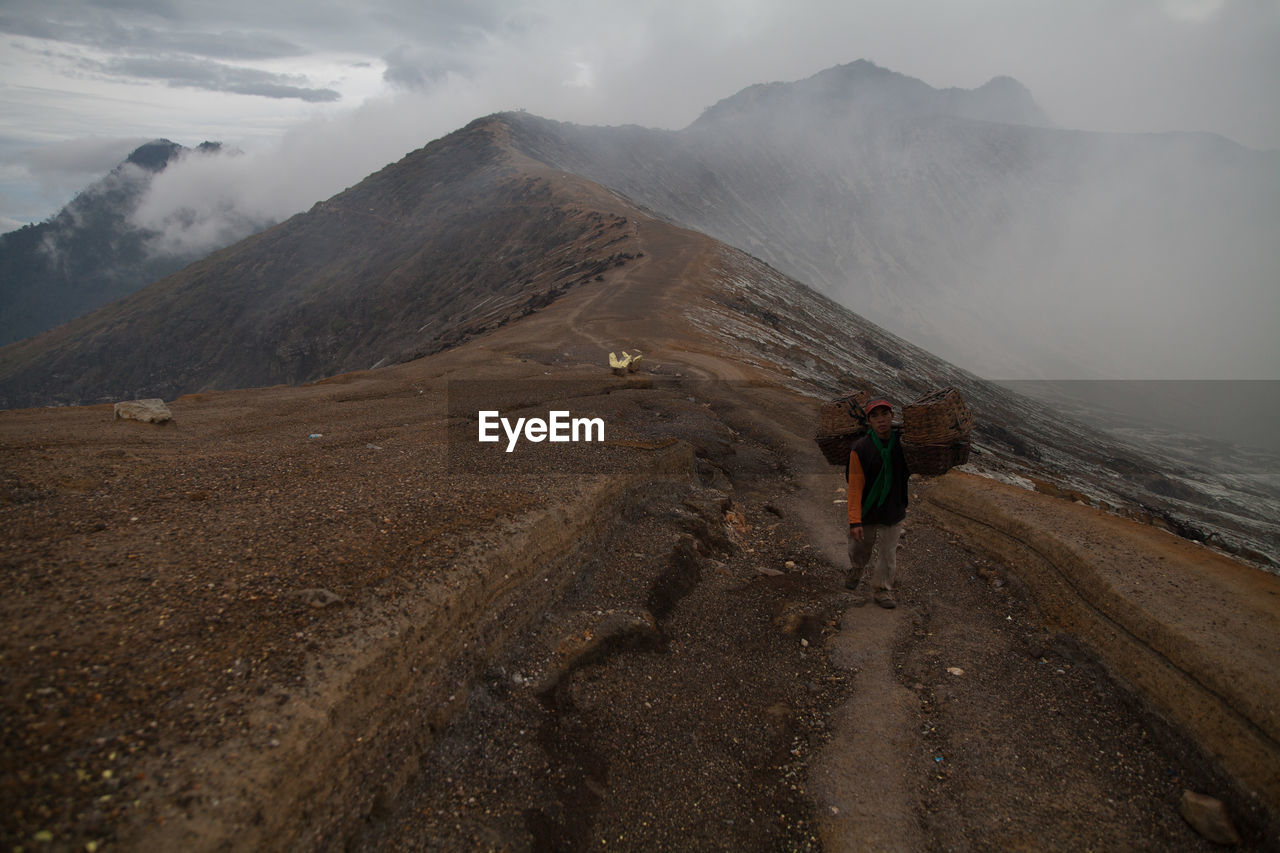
[1,108,1277,848]
[499,96,1279,380]
[692,60,1054,130]
[5,59,1273,380]
[0,118,646,405]
[1,110,1273,570]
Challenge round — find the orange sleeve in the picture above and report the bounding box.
[847,450,865,525]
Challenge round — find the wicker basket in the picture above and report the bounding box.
[902,388,973,476]
[903,438,971,476]
[903,388,973,444]
[817,390,870,437]
[815,433,855,466]
[813,390,871,466]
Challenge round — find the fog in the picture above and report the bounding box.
[919,131,1280,381]
[0,0,1276,380]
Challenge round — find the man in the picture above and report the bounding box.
[846,398,910,608]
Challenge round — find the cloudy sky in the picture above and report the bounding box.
[1,0,1277,232]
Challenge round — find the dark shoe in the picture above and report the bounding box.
[874,590,897,609]
[846,577,870,606]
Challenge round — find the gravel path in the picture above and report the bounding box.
[3,211,1273,850]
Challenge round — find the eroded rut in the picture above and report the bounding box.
[350,416,851,851]
[347,384,1262,852]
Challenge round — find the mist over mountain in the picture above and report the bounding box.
[0,120,643,406]
[8,58,1271,382]
[0,109,1274,568]
[496,60,1280,381]
[0,139,269,347]
[693,60,1053,129]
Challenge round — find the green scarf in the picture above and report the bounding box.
[862,429,896,517]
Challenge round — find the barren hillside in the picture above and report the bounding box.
[3,174,1277,852]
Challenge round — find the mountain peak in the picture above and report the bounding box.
[0,136,236,347]
[691,59,1052,129]
[124,139,183,172]
[954,74,1054,127]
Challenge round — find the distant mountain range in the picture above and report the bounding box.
[499,60,1279,379]
[3,57,1278,399]
[0,138,255,347]
[0,87,1275,567]
[4,60,1274,380]
[0,122,644,405]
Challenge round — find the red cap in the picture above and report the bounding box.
[865,398,892,415]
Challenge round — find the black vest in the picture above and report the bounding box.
[851,428,909,526]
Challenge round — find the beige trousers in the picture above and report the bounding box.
[847,520,904,593]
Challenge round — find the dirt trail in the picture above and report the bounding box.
[791,469,923,853]
[4,209,1276,850]
[4,356,1272,850]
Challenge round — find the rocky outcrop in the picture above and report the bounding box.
[112,398,172,424]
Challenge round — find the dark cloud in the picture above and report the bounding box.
[86,55,340,101]
[0,8,306,60]
[381,45,454,90]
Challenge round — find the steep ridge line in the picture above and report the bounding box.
[455,203,1280,843]
[919,472,1280,831]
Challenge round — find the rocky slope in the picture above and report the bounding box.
[2,204,1275,850]
[2,113,1274,569]
[0,121,642,408]
[495,61,1280,380]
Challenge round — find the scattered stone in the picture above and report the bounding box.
[724,509,748,530]
[1179,790,1241,846]
[757,567,785,577]
[113,399,172,424]
[288,588,344,609]
[774,602,807,634]
[784,560,796,570]
[946,667,965,676]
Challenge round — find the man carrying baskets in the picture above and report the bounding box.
[847,398,910,608]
